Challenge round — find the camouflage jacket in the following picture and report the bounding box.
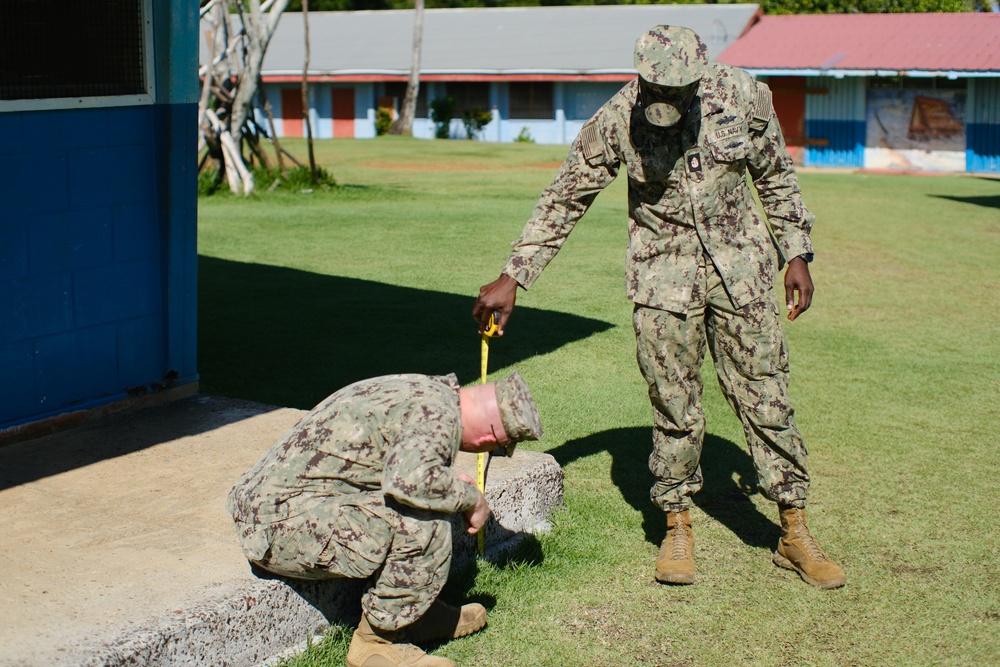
[228,374,481,535]
[503,64,814,313]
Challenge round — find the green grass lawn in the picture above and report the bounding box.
[199,137,1000,667]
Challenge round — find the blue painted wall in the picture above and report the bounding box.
[967,78,1000,174]
[804,77,866,169]
[0,0,198,429]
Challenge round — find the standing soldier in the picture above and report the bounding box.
[227,371,543,667]
[473,26,845,589]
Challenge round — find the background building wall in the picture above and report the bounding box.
[261,79,625,146]
[967,78,1000,174]
[0,0,198,431]
[258,74,998,175]
[864,78,968,172]
[805,76,866,168]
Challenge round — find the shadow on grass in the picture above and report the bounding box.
[928,194,1000,209]
[548,427,778,549]
[199,256,614,409]
[445,534,544,612]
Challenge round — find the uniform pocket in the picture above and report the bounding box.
[708,136,748,165]
[315,501,396,578]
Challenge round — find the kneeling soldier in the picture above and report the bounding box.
[227,371,542,667]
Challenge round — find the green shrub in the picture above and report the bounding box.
[514,126,535,143]
[429,96,457,139]
[278,165,337,190]
[375,107,393,136]
[198,164,336,197]
[462,107,493,140]
[198,167,223,196]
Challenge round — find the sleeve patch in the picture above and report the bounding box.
[753,85,774,124]
[580,122,603,164]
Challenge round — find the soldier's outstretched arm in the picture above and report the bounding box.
[472,108,621,335]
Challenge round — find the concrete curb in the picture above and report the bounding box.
[0,396,563,667]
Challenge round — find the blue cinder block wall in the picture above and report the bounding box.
[0,0,199,430]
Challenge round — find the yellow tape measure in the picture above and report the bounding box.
[477,311,499,555]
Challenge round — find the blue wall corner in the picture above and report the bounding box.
[0,0,200,428]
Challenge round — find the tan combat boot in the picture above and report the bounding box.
[346,614,456,667]
[404,599,487,644]
[772,505,846,589]
[655,509,695,585]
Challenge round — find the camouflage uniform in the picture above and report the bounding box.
[227,373,481,631]
[502,61,814,511]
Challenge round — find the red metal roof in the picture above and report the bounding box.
[718,13,1000,73]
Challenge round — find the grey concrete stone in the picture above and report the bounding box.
[0,395,563,667]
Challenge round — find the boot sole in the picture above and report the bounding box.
[655,571,694,585]
[772,552,846,589]
[453,615,487,639]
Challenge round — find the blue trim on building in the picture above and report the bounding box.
[158,102,199,389]
[967,79,1000,174]
[155,0,200,105]
[967,123,1000,174]
[804,119,865,168]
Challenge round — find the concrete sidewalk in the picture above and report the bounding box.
[0,396,563,667]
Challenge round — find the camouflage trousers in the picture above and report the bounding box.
[246,497,452,631]
[632,255,809,511]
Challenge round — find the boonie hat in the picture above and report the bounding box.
[634,25,709,88]
[494,370,543,456]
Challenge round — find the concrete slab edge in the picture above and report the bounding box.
[0,383,200,448]
[82,453,564,667]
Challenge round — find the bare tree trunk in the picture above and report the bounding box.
[196,3,219,156]
[245,120,272,171]
[198,0,317,194]
[301,0,318,184]
[389,0,423,136]
[206,108,253,195]
[258,74,286,175]
[230,0,289,148]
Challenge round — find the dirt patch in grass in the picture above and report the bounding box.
[562,604,690,667]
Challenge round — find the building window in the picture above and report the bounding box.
[0,0,154,112]
[510,82,553,120]
[445,82,490,116]
[384,82,428,118]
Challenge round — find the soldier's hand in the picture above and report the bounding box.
[464,492,491,535]
[457,473,491,535]
[784,256,814,321]
[473,274,519,336]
